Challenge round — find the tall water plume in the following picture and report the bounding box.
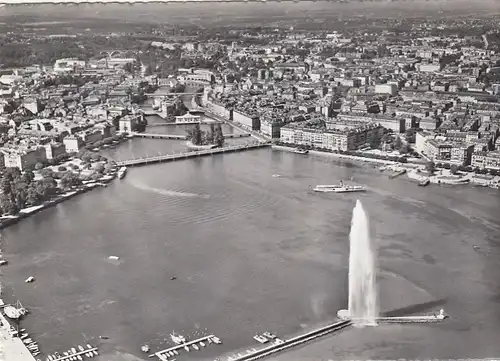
[347,200,378,327]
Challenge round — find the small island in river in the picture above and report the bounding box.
[186,123,225,150]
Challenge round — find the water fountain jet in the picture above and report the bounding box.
[338,200,378,327]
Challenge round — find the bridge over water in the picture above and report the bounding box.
[130,132,251,140]
[145,92,200,97]
[116,142,271,167]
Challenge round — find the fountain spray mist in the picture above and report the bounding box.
[348,200,378,327]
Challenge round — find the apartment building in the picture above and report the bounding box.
[118,114,142,133]
[471,151,500,170]
[280,123,383,151]
[63,136,85,153]
[233,110,260,131]
[44,142,67,160]
[1,146,47,170]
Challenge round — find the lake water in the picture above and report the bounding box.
[2,137,500,361]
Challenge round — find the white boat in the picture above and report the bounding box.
[77,355,83,361]
[200,341,205,347]
[313,181,366,193]
[272,174,281,178]
[25,276,35,283]
[184,345,190,352]
[253,335,268,344]
[293,148,308,154]
[117,167,127,179]
[211,336,222,344]
[0,259,7,266]
[141,345,150,353]
[192,344,199,351]
[78,345,85,352]
[262,332,276,339]
[170,332,186,345]
[173,349,179,355]
[93,350,98,356]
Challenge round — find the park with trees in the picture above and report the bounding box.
[186,123,225,148]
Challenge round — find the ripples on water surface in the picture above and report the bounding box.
[2,142,500,360]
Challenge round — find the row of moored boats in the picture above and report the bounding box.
[45,344,98,361]
[167,333,222,354]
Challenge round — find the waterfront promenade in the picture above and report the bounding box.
[115,142,271,167]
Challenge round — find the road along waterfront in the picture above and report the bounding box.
[1,136,500,361]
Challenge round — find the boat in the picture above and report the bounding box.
[170,332,186,345]
[184,345,190,352]
[262,332,276,339]
[313,181,366,193]
[293,148,308,155]
[274,338,284,345]
[253,335,268,344]
[141,345,150,353]
[272,174,281,178]
[77,355,83,361]
[93,350,98,356]
[200,341,205,347]
[173,349,179,355]
[192,344,199,351]
[0,259,7,266]
[86,344,92,349]
[418,179,430,187]
[78,345,84,352]
[25,276,35,283]
[117,166,127,179]
[211,336,222,344]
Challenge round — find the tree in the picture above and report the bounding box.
[22,170,35,184]
[399,143,410,154]
[426,161,436,174]
[59,172,81,190]
[394,136,402,150]
[450,164,459,174]
[369,132,381,149]
[187,124,203,145]
[214,124,225,147]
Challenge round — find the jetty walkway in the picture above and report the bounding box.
[150,334,215,361]
[130,132,251,140]
[229,320,352,361]
[116,142,271,167]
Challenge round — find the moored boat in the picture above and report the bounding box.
[117,167,127,179]
[418,179,430,187]
[293,148,308,155]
